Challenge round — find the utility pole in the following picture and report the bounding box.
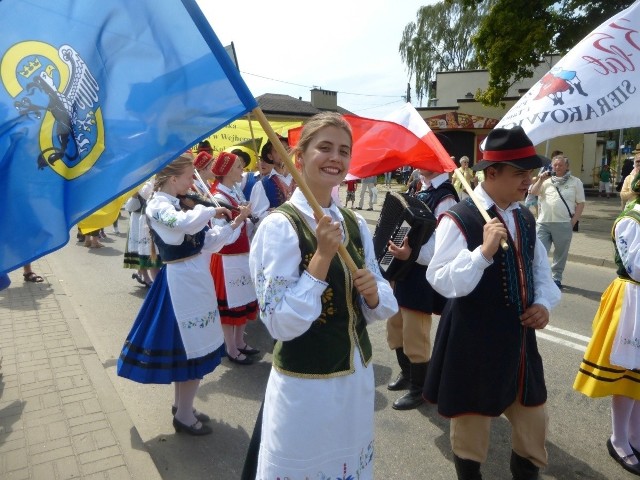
[406,83,411,103]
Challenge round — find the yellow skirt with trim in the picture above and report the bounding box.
[573,278,640,399]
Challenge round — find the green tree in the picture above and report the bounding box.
[457,0,634,105]
[399,0,493,103]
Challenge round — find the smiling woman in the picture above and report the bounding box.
[247,112,398,479]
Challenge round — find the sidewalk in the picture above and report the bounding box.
[0,259,162,480]
[0,185,621,480]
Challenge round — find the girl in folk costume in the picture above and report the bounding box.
[249,112,397,478]
[249,137,296,224]
[209,152,259,366]
[117,152,251,436]
[573,172,640,476]
[193,147,216,193]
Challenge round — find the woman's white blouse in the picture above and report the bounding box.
[615,205,640,282]
[146,192,240,250]
[249,189,398,341]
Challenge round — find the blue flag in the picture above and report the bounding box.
[0,0,257,275]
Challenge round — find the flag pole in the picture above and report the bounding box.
[453,169,508,251]
[246,112,260,164]
[251,107,358,273]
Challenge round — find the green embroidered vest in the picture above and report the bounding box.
[613,209,640,283]
[272,203,372,378]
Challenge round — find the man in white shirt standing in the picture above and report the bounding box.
[424,126,561,480]
[529,155,585,289]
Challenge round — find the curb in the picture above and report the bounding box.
[38,256,163,480]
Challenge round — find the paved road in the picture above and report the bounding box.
[50,222,634,478]
[1,185,636,479]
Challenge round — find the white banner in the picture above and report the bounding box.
[495,0,640,146]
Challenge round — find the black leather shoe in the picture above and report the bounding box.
[387,372,410,391]
[172,417,212,436]
[607,438,640,476]
[392,390,425,410]
[171,406,210,423]
[228,353,253,365]
[510,451,539,480]
[238,344,260,356]
[454,454,483,480]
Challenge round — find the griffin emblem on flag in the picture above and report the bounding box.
[2,41,103,179]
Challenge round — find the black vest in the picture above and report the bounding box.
[150,206,206,263]
[424,198,546,417]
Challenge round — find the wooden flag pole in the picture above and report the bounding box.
[453,169,509,251]
[251,107,358,273]
[246,112,260,163]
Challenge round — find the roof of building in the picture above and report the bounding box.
[256,93,353,117]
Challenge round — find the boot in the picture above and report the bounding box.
[454,454,482,480]
[510,451,539,480]
[392,362,427,410]
[387,348,410,391]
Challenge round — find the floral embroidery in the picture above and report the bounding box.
[273,441,374,480]
[316,287,335,325]
[228,274,253,288]
[180,310,216,329]
[152,209,179,228]
[255,270,294,317]
[365,256,381,276]
[618,234,633,275]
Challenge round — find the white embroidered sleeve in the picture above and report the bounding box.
[616,217,640,282]
[249,213,327,341]
[355,214,398,323]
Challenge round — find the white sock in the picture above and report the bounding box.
[174,379,200,425]
[611,395,637,461]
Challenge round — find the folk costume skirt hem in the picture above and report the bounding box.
[117,268,223,384]
[210,254,258,326]
[573,278,640,399]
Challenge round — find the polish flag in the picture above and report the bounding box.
[288,103,455,178]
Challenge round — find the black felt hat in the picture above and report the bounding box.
[473,127,550,171]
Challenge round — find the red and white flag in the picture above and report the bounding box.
[288,103,456,178]
[494,1,640,146]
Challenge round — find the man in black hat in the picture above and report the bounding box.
[423,126,561,480]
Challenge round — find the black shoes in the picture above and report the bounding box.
[387,372,410,391]
[607,438,640,476]
[392,362,428,410]
[172,417,212,436]
[238,344,260,356]
[453,454,483,480]
[510,451,539,480]
[228,352,253,365]
[388,348,411,391]
[171,406,210,423]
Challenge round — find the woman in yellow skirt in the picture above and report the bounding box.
[573,173,640,476]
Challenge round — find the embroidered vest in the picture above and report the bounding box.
[242,172,259,200]
[214,190,250,255]
[613,209,640,282]
[272,203,372,377]
[262,174,295,208]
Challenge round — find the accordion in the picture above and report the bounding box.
[372,191,437,281]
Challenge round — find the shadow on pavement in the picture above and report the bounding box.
[144,419,250,480]
[418,407,610,479]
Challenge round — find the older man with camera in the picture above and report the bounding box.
[530,155,585,289]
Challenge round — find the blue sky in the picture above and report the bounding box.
[198,0,437,119]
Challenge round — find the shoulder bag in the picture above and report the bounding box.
[554,186,579,232]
